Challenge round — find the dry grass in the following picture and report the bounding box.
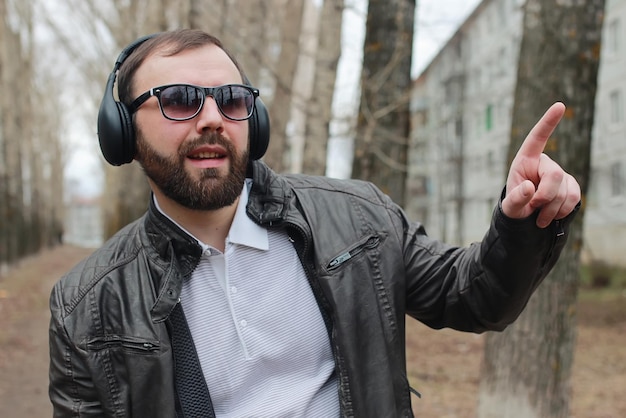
[407,291,626,417]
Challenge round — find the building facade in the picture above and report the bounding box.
[585,0,626,266]
[408,0,626,266]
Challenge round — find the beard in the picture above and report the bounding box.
[135,130,249,211]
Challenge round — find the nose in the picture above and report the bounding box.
[194,96,224,134]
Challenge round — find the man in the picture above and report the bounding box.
[49,29,580,417]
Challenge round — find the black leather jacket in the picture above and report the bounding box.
[49,161,575,417]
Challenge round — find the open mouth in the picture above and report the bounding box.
[188,151,225,160]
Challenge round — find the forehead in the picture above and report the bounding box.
[133,43,242,92]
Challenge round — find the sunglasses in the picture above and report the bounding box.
[129,83,259,121]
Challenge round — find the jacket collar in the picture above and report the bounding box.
[145,196,204,276]
[144,197,203,322]
[246,161,291,226]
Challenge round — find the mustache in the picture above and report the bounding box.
[178,132,234,156]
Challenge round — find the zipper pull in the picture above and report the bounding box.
[555,219,565,237]
[329,252,352,268]
[410,386,422,398]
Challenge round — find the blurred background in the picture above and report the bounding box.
[0,0,624,416]
[1,0,622,268]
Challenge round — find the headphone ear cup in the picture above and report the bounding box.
[97,33,158,166]
[248,96,270,160]
[97,71,136,165]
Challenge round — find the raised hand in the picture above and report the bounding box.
[502,102,581,228]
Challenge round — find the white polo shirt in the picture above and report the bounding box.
[155,181,339,417]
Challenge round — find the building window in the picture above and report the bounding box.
[607,18,621,54]
[455,117,463,137]
[487,150,494,167]
[610,89,624,124]
[486,105,493,131]
[611,162,625,196]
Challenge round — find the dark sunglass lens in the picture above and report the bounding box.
[216,86,254,120]
[160,85,202,119]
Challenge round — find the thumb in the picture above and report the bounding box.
[502,180,535,219]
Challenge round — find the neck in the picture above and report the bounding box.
[152,190,240,252]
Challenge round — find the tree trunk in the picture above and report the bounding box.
[264,0,305,172]
[41,97,65,246]
[351,0,415,207]
[188,0,229,38]
[0,0,25,263]
[301,0,343,176]
[477,1,604,417]
[20,2,38,255]
[0,0,63,264]
[232,0,272,87]
[0,0,10,267]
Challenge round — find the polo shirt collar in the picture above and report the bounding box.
[153,179,268,252]
[228,179,269,250]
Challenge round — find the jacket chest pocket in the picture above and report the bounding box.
[326,234,381,271]
[86,335,161,355]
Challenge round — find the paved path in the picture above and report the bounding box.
[0,246,94,417]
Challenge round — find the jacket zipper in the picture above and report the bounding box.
[542,219,565,266]
[87,336,160,353]
[328,236,380,270]
[286,222,353,417]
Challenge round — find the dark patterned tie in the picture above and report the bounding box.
[168,302,215,418]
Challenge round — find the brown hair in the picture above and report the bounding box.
[117,29,247,106]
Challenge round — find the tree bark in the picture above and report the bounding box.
[0,0,11,266]
[0,0,61,263]
[477,1,604,417]
[0,0,26,263]
[301,0,343,176]
[263,0,305,172]
[188,0,229,39]
[351,0,415,207]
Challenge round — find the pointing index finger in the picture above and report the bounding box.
[516,102,566,159]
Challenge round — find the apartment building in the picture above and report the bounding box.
[586,0,626,266]
[408,0,626,266]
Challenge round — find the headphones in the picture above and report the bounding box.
[97,33,270,166]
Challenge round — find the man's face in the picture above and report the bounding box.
[131,44,250,211]
[135,129,248,210]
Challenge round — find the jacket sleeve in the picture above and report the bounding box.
[403,196,579,333]
[49,282,104,417]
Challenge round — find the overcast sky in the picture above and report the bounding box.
[413,0,481,74]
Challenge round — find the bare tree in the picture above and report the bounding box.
[187,0,229,39]
[0,0,24,265]
[35,77,66,247]
[301,0,343,176]
[0,0,64,267]
[40,0,189,239]
[186,0,280,87]
[228,0,273,86]
[351,0,415,206]
[264,0,305,172]
[477,1,605,417]
[0,0,34,262]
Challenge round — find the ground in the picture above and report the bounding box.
[1,245,625,417]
